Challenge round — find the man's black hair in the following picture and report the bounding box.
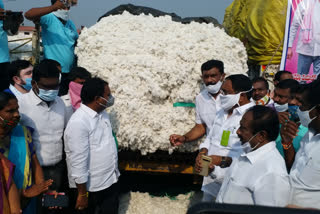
[201,60,224,74]
[0,92,17,111]
[68,67,92,81]
[7,60,32,85]
[252,77,269,90]
[41,59,61,69]
[274,70,292,82]
[306,78,320,106]
[226,74,252,100]
[247,105,280,141]
[81,77,108,105]
[51,0,58,5]
[276,79,299,94]
[32,60,60,82]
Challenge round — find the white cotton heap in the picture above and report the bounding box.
[119,192,194,214]
[75,11,248,155]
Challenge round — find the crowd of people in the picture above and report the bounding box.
[170,60,320,209]
[1,0,320,214]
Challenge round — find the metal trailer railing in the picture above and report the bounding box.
[8,23,41,65]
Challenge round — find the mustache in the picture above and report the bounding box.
[206,82,216,86]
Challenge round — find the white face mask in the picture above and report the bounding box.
[220,89,252,112]
[206,81,222,95]
[220,93,241,112]
[274,102,288,112]
[297,105,318,128]
[243,132,261,153]
[53,10,70,21]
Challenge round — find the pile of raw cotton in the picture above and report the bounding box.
[76,11,248,155]
[119,192,197,214]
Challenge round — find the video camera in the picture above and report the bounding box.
[2,11,23,36]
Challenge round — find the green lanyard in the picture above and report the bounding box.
[112,130,118,151]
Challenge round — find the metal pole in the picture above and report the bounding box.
[31,23,41,65]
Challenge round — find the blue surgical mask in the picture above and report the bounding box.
[35,83,59,102]
[99,95,115,108]
[22,77,32,91]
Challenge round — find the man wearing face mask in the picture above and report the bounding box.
[273,79,300,124]
[64,77,119,213]
[274,84,308,159]
[4,60,33,98]
[216,106,290,206]
[195,74,255,201]
[281,78,320,209]
[25,0,78,75]
[61,66,91,121]
[170,60,225,146]
[18,60,68,205]
[252,77,273,106]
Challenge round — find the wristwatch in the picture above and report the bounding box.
[220,156,228,168]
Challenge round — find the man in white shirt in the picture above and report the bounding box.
[195,74,255,201]
[287,0,320,76]
[64,77,119,213]
[216,105,290,206]
[169,60,225,146]
[281,77,320,209]
[19,60,67,194]
[5,60,33,98]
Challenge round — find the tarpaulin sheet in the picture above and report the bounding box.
[223,0,288,65]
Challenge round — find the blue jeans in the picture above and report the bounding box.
[297,54,320,75]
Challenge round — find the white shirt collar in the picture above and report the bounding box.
[80,103,99,118]
[29,89,45,105]
[242,141,276,164]
[308,130,320,142]
[9,84,23,97]
[234,102,255,115]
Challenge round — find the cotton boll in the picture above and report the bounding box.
[76,12,248,155]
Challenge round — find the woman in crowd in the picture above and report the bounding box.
[0,152,20,214]
[0,92,53,213]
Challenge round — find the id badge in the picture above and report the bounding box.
[220,130,231,147]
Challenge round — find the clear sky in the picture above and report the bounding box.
[3,0,233,28]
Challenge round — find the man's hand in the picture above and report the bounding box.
[52,0,66,11]
[169,134,186,146]
[281,121,299,144]
[75,193,88,210]
[195,149,208,173]
[287,47,293,59]
[22,179,53,198]
[278,112,290,125]
[208,155,222,173]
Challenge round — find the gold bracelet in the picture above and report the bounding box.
[79,192,89,197]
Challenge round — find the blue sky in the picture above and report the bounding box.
[3,0,233,28]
